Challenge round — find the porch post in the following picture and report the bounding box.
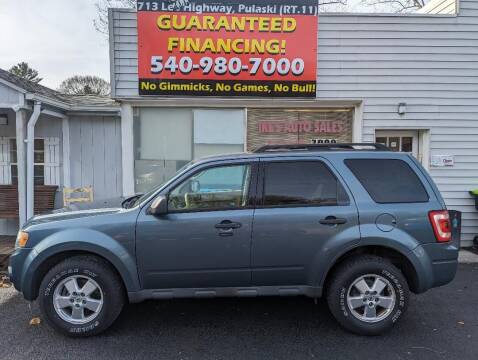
[121,103,135,197]
[15,109,27,227]
[62,117,71,189]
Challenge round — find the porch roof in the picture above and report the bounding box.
[0,68,119,113]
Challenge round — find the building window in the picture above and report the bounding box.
[375,130,419,159]
[134,108,245,193]
[10,139,45,186]
[247,108,354,152]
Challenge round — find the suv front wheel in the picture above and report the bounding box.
[326,255,409,336]
[38,255,125,337]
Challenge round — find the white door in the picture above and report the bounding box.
[375,130,419,158]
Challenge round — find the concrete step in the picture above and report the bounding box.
[458,249,478,264]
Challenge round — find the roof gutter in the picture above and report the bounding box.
[25,92,70,110]
[25,93,120,113]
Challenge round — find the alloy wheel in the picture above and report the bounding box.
[53,275,104,325]
[346,274,396,323]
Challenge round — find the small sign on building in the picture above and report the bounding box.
[311,139,337,144]
[431,155,455,167]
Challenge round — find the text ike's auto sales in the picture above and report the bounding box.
[137,0,319,97]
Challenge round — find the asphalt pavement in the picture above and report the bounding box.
[0,264,477,360]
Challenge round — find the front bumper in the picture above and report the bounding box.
[8,247,33,293]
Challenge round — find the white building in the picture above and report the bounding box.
[0,69,121,234]
[0,0,477,246]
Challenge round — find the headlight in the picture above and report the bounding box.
[16,231,29,248]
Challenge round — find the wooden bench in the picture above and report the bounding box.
[0,185,58,218]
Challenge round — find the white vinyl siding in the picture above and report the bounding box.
[69,116,123,200]
[0,83,22,105]
[110,1,478,246]
[321,5,478,246]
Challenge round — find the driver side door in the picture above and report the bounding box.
[136,160,257,290]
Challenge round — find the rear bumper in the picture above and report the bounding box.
[416,209,461,291]
[412,240,460,293]
[430,258,458,288]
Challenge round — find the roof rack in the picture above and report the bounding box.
[253,143,391,153]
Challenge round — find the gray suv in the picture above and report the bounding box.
[9,144,460,337]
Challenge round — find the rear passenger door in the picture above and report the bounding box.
[251,158,360,287]
[344,157,442,245]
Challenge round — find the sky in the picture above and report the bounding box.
[0,0,110,89]
[0,0,424,90]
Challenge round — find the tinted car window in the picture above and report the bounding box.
[345,159,429,203]
[263,161,349,207]
[169,164,251,212]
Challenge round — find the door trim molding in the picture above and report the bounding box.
[128,285,322,303]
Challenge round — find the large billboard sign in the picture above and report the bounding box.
[137,0,318,97]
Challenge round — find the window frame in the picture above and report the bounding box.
[164,161,259,215]
[9,138,46,186]
[256,159,351,209]
[344,158,430,204]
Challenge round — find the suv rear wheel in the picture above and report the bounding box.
[326,255,409,336]
[38,255,125,337]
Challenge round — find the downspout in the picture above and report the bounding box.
[15,109,27,227]
[26,102,42,220]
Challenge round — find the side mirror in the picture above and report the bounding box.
[149,195,168,216]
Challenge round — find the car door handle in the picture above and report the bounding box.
[319,216,347,226]
[215,221,242,230]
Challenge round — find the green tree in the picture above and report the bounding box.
[9,62,43,83]
[58,76,111,96]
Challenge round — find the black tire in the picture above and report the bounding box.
[326,255,409,336]
[38,255,125,337]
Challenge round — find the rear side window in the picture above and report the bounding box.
[262,161,349,207]
[345,159,429,203]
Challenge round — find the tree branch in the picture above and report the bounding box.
[94,0,135,35]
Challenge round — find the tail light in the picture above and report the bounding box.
[428,210,451,243]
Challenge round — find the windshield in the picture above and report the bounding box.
[129,160,197,208]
